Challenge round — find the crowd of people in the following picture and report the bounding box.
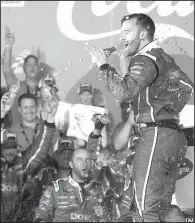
[1,13,194,222]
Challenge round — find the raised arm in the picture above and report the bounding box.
[90,49,158,102]
[87,113,111,160]
[22,100,58,176]
[1,91,17,129]
[2,27,18,86]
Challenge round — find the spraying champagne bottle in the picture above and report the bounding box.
[103,46,117,57]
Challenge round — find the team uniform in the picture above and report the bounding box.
[98,41,194,222]
[34,175,110,222]
[1,122,56,222]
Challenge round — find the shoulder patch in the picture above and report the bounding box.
[53,178,68,192]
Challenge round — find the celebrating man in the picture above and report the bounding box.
[90,13,194,222]
[34,148,110,222]
[2,27,54,125]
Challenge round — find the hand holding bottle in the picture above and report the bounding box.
[1,81,20,118]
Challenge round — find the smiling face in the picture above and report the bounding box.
[1,147,17,164]
[120,18,142,56]
[23,56,39,79]
[18,98,37,123]
[69,149,92,182]
[79,91,93,105]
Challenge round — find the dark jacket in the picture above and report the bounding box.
[1,121,56,222]
[99,41,194,123]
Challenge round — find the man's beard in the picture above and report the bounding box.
[125,32,141,56]
[74,166,91,181]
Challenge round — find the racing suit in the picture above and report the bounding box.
[98,41,194,222]
[34,175,111,222]
[1,121,56,222]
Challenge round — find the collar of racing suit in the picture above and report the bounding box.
[54,175,91,204]
[134,39,161,58]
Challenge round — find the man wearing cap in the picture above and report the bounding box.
[52,134,75,179]
[78,82,94,106]
[17,134,76,222]
[1,92,57,222]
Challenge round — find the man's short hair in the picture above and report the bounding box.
[121,13,155,40]
[18,93,37,107]
[24,55,39,65]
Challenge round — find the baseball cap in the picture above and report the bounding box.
[1,129,17,149]
[78,83,93,95]
[38,75,58,91]
[57,137,75,152]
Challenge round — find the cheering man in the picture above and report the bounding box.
[90,13,194,222]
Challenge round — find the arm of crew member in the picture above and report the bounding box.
[99,55,158,102]
[113,111,135,151]
[2,45,18,86]
[22,121,56,176]
[87,129,102,160]
[113,122,133,151]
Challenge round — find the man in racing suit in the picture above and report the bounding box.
[89,13,194,222]
[1,92,57,222]
[34,148,110,222]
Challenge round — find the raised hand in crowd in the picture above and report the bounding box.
[3,26,19,91]
[40,77,58,120]
[87,113,111,160]
[4,26,15,47]
[1,92,15,119]
[46,98,59,123]
[91,113,111,136]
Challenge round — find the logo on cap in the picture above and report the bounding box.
[77,83,93,95]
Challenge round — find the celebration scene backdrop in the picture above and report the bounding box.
[1,0,194,210]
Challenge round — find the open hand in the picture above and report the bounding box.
[1,92,14,118]
[5,26,15,46]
